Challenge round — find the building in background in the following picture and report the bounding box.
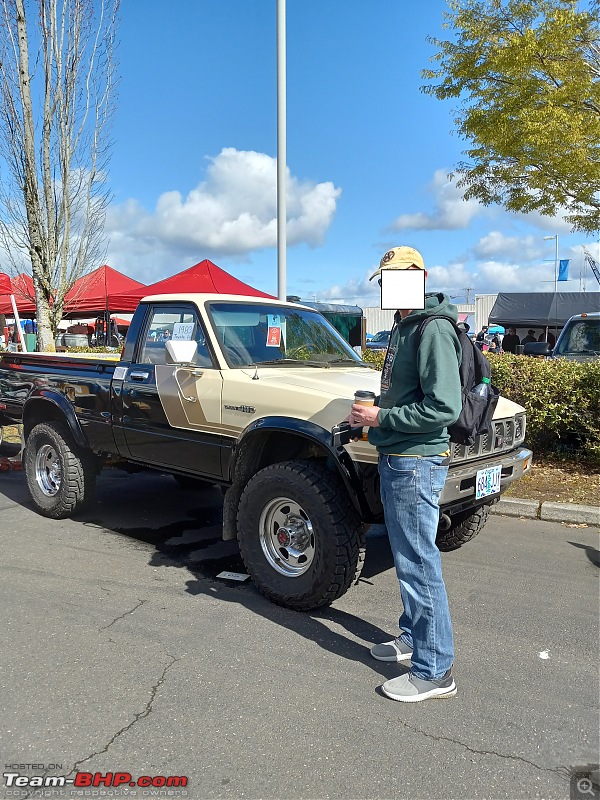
[364,304,475,336]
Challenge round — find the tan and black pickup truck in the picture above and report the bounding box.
[0,293,533,609]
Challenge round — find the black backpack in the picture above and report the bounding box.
[416,316,500,446]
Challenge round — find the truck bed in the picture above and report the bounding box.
[0,351,120,454]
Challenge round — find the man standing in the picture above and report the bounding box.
[475,325,489,349]
[522,330,537,345]
[501,327,520,354]
[350,246,462,702]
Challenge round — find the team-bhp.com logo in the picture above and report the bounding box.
[3,771,188,790]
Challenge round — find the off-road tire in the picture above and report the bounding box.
[436,504,490,552]
[237,460,365,611]
[24,421,97,519]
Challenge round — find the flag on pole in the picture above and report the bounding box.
[558,259,569,281]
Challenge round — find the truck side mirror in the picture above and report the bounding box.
[165,339,198,365]
[523,342,552,357]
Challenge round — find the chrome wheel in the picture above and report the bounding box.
[258,497,315,577]
[35,443,62,496]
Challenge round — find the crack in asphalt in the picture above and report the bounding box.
[67,655,179,776]
[22,656,179,798]
[401,720,569,780]
[100,599,146,630]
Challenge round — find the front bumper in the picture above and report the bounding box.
[440,447,533,513]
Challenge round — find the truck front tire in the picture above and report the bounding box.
[436,505,490,552]
[24,421,97,519]
[237,460,365,611]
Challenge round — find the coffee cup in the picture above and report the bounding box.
[352,390,376,440]
[354,390,376,406]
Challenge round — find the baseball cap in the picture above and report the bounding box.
[369,246,425,280]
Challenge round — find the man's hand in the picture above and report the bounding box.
[350,403,380,428]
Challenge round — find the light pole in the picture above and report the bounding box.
[543,235,559,292]
[276,0,287,301]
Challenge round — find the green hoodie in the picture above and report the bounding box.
[368,292,462,456]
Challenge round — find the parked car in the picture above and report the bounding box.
[366,329,391,351]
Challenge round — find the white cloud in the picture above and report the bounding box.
[476,260,558,292]
[471,231,544,261]
[105,148,341,272]
[318,271,379,305]
[391,169,482,231]
[317,262,479,307]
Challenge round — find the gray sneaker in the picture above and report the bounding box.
[370,636,413,662]
[381,669,457,702]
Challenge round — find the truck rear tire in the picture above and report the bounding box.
[24,421,96,519]
[237,460,365,611]
[436,505,490,552]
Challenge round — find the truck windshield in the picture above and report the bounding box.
[207,302,365,367]
[554,319,600,356]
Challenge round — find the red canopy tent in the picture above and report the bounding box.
[0,273,36,315]
[110,259,274,312]
[63,264,146,315]
[0,272,12,295]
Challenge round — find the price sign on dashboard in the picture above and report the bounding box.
[172,322,195,340]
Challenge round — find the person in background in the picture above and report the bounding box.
[522,330,537,345]
[350,245,461,703]
[538,331,556,348]
[501,327,520,354]
[475,325,488,349]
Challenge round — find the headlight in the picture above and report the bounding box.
[514,413,526,444]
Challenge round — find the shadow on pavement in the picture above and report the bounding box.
[568,540,600,568]
[0,469,398,678]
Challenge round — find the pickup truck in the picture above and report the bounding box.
[0,293,533,610]
[523,312,600,361]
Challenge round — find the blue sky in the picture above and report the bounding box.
[102,0,600,306]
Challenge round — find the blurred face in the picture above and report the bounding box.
[509,328,516,335]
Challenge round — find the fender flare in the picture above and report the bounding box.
[229,415,372,520]
[23,390,89,449]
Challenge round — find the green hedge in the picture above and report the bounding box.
[362,349,600,463]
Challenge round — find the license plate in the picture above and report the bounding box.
[475,465,502,499]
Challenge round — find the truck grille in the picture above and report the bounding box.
[451,414,526,463]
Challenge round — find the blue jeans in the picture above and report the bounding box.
[379,454,454,680]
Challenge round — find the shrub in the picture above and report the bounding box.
[361,349,600,463]
[62,346,120,354]
[488,354,599,463]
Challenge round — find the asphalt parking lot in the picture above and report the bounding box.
[1,468,598,800]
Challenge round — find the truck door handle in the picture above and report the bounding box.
[130,371,150,381]
[173,366,202,402]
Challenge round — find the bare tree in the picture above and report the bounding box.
[0,0,118,350]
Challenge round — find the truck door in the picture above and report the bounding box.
[120,303,224,478]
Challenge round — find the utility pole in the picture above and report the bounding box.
[462,287,473,304]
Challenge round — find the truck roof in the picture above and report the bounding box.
[564,312,600,321]
[138,293,316,311]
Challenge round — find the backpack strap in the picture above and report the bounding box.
[415,314,462,344]
[416,314,491,385]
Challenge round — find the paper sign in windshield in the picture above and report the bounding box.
[172,322,195,340]
[266,314,282,347]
